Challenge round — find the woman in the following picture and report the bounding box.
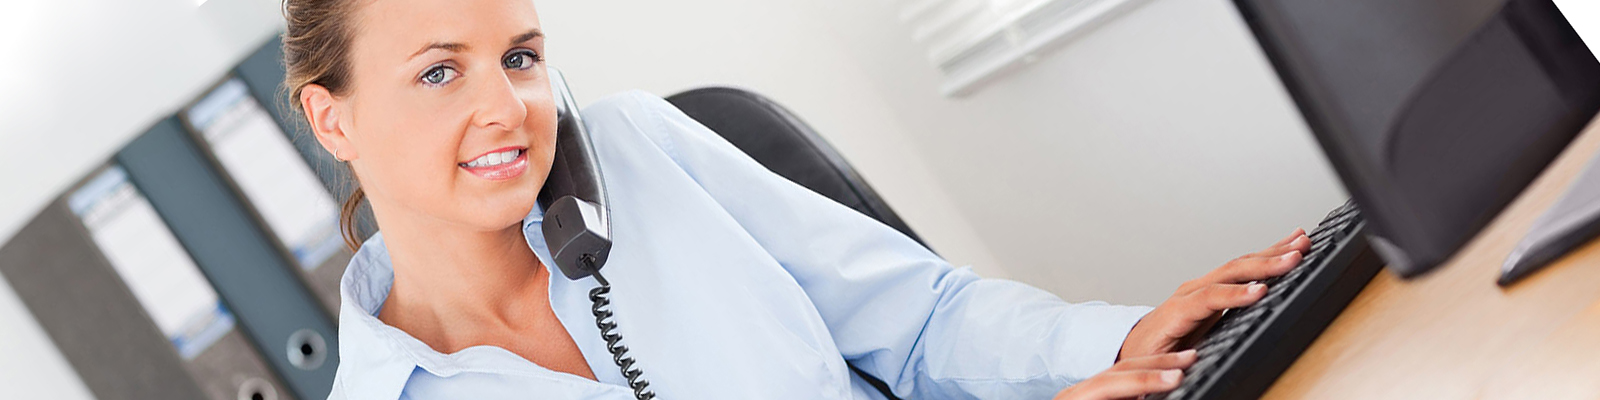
[284,0,1309,398]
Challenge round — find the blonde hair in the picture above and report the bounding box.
[280,0,367,251]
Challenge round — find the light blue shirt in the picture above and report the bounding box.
[330,91,1152,400]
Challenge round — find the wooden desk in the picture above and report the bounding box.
[1262,118,1600,399]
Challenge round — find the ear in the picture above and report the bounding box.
[301,84,357,161]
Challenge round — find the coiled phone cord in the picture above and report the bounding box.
[588,269,656,400]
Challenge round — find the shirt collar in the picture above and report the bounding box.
[522,203,549,252]
[335,206,552,400]
[334,234,420,400]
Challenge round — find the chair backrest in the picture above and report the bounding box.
[665,87,929,250]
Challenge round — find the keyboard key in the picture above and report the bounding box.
[1196,339,1231,359]
[1211,321,1252,341]
[1310,232,1335,249]
[1231,305,1269,324]
[1186,352,1223,376]
[1197,332,1239,353]
[1159,386,1188,400]
[1277,262,1312,284]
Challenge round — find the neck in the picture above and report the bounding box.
[372,201,548,348]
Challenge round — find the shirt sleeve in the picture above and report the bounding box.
[617,91,1152,399]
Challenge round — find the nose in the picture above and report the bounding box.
[471,71,529,132]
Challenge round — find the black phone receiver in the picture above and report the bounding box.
[538,67,612,281]
[539,69,653,399]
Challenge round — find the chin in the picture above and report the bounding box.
[463,193,539,232]
[445,171,543,230]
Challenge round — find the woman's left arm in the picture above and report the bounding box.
[622,92,1152,399]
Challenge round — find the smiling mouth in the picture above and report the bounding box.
[459,147,528,181]
[460,148,524,168]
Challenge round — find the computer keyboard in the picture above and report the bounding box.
[1149,200,1384,400]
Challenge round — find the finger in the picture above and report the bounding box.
[1207,252,1301,283]
[1084,369,1184,399]
[1270,228,1305,246]
[1192,283,1268,312]
[1283,233,1312,254]
[1169,284,1266,328]
[1248,232,1310,258]
[1108,350,1198,372]
[1253,228,1305,255]
[1152,284,1266,344]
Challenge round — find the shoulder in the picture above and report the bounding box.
[582,89,679,121]
[581,90,681,142]
[575,89,780,192]
[579,90,708,162]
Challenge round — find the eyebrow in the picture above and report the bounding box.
[510,29,543,46]
[407,29,544,61]
[408,42,467,61]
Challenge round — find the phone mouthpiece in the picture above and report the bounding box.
[542,195,612,280]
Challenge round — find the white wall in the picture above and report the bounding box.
[805,0,1347,304]
[0,0,1348,396]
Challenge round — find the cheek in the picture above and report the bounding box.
[355,103,469,213]
[529,106,559,179]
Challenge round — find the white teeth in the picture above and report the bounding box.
[463,149,521,168]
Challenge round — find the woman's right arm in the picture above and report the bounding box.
[599,91,1154,399]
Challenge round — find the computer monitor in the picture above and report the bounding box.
[1234,0,1600,276]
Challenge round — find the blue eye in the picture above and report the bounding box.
[503,49,541,70]
[421,65,459,86]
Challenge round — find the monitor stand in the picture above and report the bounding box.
[1501,149,1600,285]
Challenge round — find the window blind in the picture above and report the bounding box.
[894,0,1150,96]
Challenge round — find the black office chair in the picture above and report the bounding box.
[666,87,917,400]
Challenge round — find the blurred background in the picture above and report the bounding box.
[0,0,1350,397]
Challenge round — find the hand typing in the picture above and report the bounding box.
[1118,229,1310,360]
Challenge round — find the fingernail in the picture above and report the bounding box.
[1179,349,1197,359]
[1280,252,1297,261]
[1249,284,1266,294]
[1161,369,1182,384]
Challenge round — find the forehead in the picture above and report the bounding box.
[352,0,542,55]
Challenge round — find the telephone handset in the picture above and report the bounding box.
[538,67,655,400]
[539,67,612,280]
